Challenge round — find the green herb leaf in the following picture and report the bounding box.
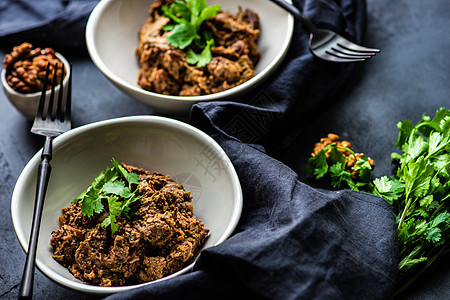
[101,195,122,233]
[186,38,214,67]
[354,155,373,182]
[373,176,404,204]
[162,0,221,66]
[426,227,442,243]
[197,4,221,27]
[166,23,199,49]
[402,157,429,197]
[73,159,142,233]
[405,134,428,159]
[396,119,415,150]
[329,162,353,189]
[80,187,105,217]
[417,108,450,137]
[428,132,442,155]
[419,194,434,207]
[187,0,206,28]
[121,193,141,218]
[373,176,392,194]
[306,150,329,179]
[102,180,132,198]
[111,158,140,186]
[170,0,192,21]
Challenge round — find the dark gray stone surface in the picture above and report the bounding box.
[0,0,448,299]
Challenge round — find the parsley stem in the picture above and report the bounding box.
[397,194,412,230]
[394,246,448,297]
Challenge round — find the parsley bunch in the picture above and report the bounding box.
[306,108,450,296]
[383,108,450,295]
[73,159,141,234]
[162,0,221,67]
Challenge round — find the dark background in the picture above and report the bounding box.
[1,0,449,299]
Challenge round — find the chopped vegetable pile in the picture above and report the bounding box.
[162,0,221,67]
[306,107,450,296]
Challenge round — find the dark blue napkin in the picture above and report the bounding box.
[1,0,399,299]
[0,0,97,49]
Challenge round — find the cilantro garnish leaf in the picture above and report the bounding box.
[80,187,105,217]
[402,156,434,199]
[354,155,373,182]
[373,176,392,194]
[101,195,121,233]
[166,0,191,21]
[73,159,142,234]
[102,180,132,198]
[405,134,428,159]
[196,4,221,27]
[373,176,404,204]
[419,194,433,208]
[428,132,442,155]
[306,149,329,179]
[329,162,349,188]
[327,146,346,165]
[162,0,221,66]
[166,23,199,49]
[111,158,140,187]
[186,38,214,67]
[417,108,450,137]
[426,227,442,243]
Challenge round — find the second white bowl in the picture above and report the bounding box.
[11,116,243,295]
[86,0,294,114]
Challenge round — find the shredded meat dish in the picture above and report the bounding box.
[136,0,261,96]
[50,163,209,287]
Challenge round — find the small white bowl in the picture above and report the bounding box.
[11,116,242,295]
[86,0,294,115]
[1,53,71,120]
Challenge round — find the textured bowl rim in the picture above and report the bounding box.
[11,115,243,295]
[85,0,294,104]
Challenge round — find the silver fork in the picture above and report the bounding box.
[19,62,71,299]
[269,0,380,62]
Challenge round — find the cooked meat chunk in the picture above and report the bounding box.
[136,0,260,96]
[50,163,209,287]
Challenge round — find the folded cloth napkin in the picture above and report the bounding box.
[107,0,399,299]
[0,0,98,50]
[1,0,398,299]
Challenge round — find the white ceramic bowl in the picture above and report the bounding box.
[1,53,71,120]
[86,0,294,115]
[11,116,242,295]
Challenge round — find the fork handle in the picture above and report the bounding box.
[19,137,52,299]
[269,0,316,33]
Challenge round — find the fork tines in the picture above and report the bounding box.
[35,62,71,122]
[32,62,71,137]
[36,63,71,122]
[325,36,380,62]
